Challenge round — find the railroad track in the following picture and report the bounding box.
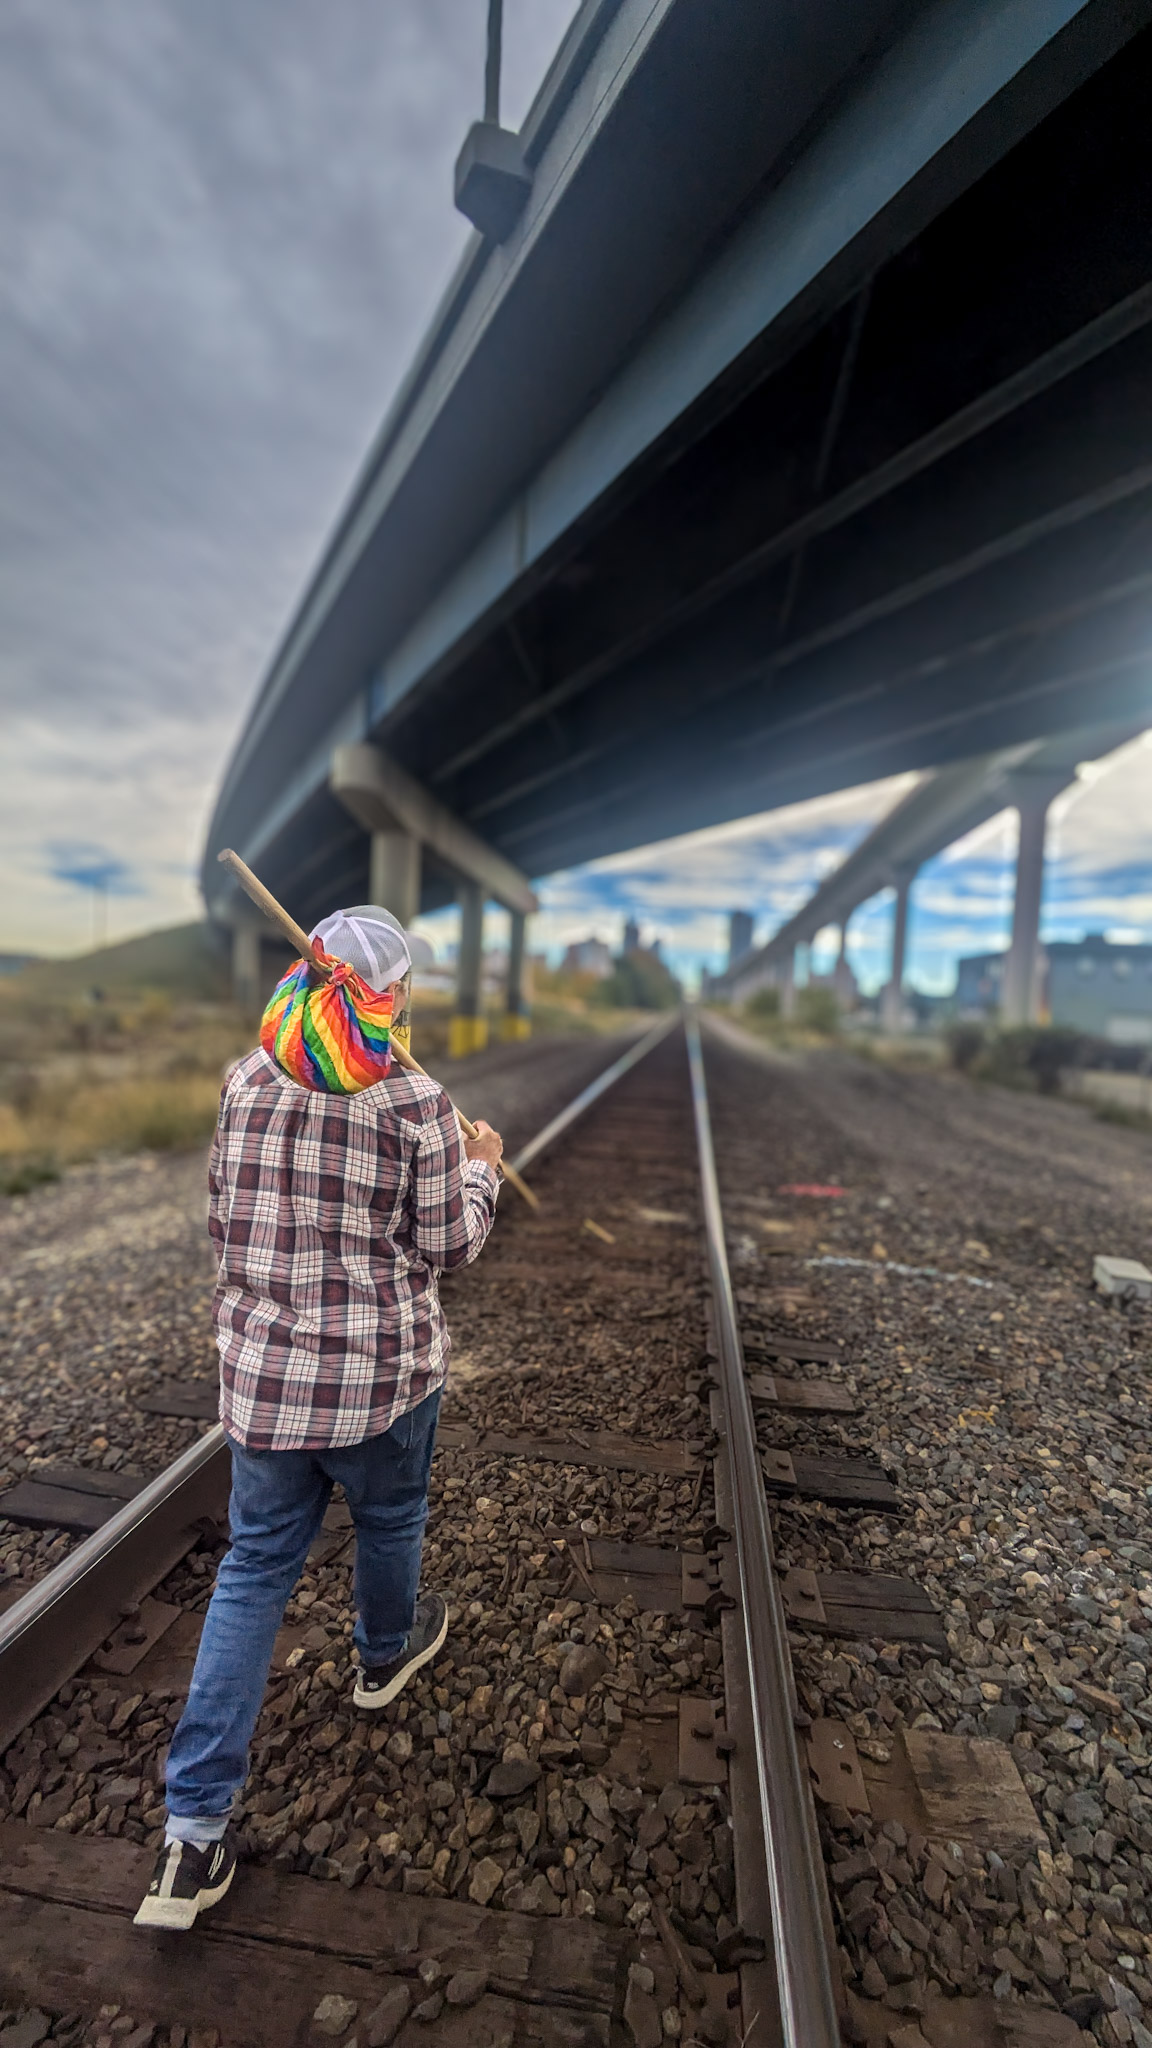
[0,1018,1098,2048]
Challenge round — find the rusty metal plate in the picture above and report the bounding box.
[781,1569,826,1625]
[806,1719,870,1813]
[747,1372,778,1402]
[89,1597,182,1676]
[678,1696,729,1786]
[760,1449,797,1488]
[681,1554,717,1610]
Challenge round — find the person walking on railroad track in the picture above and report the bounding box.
[135,905,503,1931]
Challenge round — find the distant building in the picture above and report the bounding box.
[955,935,1152,1042]
[1048,934,1152,1043]
[728,910,754,972]
[561,937,613,978]
[623,917,641,955]
[955,952,1006,1017]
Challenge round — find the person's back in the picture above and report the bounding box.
[211,1047,494,1449]
[135,905,503,1930]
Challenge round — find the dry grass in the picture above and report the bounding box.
[0,980,252,1190]
[0,931,660,1195]
[0,1071,227,1170]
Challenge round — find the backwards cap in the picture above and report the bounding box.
[309,905,434,993]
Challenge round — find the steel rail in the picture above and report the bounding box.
[0,1019,676,1751]
[0,1426,229,1753]
[684,1011,840,2048]
[506,1012,678,1174]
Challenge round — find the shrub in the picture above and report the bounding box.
[743,987,780,1021]
[977,1026,1090,1095]
[1093,1099,1152,1130]
[795,986,840,1035]
[946,1022,986,1072]
[0,1156,60,1197]
[593,950,681,1011]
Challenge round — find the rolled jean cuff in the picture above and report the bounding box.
[165,1810,230,1847]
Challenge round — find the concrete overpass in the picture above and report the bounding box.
[711,719,1142,1026]
[203,0,1152,1037]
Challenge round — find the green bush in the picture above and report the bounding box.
[977,1025,1089,1096]
[946,1022,986,1072]
[1,1156,60,1197]
[742,987,780,1021]
[593,950,681,1011]
[795,986,840,1035]
[1093,1099,1152,1130]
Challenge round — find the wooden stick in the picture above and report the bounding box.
[217,849,538,1209]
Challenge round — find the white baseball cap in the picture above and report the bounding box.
[309,905,435,992]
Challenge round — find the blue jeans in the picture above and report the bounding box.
[165,1388,441,1825]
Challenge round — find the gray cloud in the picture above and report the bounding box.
[0,0,576,948]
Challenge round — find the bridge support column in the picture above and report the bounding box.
[1002,779,1063,1027]
[231,924,261,1011]
[833,918,855,1007]
[501,909,531,1040]
[370,829,420,927]
[780,952,796,1020]
[451,880,488,1058]
[881,866,914,1032]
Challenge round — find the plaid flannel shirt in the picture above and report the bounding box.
[208,1048,498,1451]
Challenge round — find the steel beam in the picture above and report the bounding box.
[331,743,536,916]
[433,277,1152,789]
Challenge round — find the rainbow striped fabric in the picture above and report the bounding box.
[260,950,394,1094]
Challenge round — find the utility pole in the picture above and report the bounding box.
[484,0,503,125]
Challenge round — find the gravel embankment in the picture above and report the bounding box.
[707,1019,1152,2043]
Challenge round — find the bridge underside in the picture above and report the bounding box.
[402,36,1152,872]
[215,14,1152,931]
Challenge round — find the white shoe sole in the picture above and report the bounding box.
[133,1859,235,1930]
[353,1604,448,1710]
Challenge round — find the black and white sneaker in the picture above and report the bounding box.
[353,1593,448,1710]
[133,1829,238,1931]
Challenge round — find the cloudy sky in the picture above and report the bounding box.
[0,0,575,954]
[2,1,1150,992]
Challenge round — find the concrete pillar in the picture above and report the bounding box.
[780,951,796,1020]
[232,924,261,1011]
[1002,780,1063,1027]
[501,908,531,1040]
[370,829,420,928]
[450,879,488,1058]
[881,867,914,1032]
[832,918,856,1007]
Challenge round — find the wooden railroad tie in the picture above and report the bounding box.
[0,1464,154,1537]
[759,1448,900,1512]
[742,1332,845,1365]
[779,1566,945,1649]
[746,1371,856,1415]
[0,1821,623,2048]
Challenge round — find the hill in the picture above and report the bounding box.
[13,922,230,1002]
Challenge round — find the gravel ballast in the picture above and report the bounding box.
[707,1020,1152,2044]
[9,1018,1152,2044]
